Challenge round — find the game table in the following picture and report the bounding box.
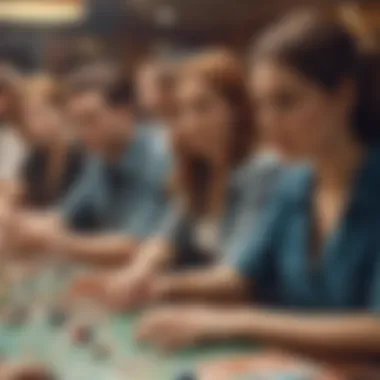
[3,259,374,380]
[0,258,255,380]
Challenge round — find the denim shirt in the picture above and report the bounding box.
[62,128,171,237]
[161,153,283,265]
[231,146,380,312]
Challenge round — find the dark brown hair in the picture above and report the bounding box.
[64,62,119,100]
[175,49,254,217]
[0,63,23,126]
[251,9,380,145]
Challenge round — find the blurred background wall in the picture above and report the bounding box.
[0,0,378,74]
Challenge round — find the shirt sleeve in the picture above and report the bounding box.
[60,158,100,230]
[225,173,288,288]
[122,148,171,238]
[0,128,27,181]
[223,161,283,260]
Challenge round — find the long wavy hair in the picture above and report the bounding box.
[174,50,255,218]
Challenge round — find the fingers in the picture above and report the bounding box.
[106,271,155,312]
[148,277,168,301]
[135,308,195,351]
[136,320,187,351]
[106,284,147,312]
[69,271,139,311]
[0,362,54,380]
[136,309,171,343]
[69,273,107,301]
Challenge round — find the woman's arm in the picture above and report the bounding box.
[130,201,186,276]
[59,232,138,266]
[153,266,251,304]
[150,169,283,305]
[131,236,175,275]
[100,236,176,311]
[149,161,284,305]
[208,308,380,355]
[138,305,380,355]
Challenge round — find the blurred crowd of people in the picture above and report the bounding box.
[0,8,380,377]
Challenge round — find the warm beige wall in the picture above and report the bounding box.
[0,0,84,24]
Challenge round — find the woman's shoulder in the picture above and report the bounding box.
[273,163,313,205]
[233,151,283,188]
[0,124,24,145]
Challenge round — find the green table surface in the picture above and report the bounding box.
[0,261,256,379]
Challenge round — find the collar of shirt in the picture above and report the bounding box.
[286,145,380,217]
[228,151,280,194]
[104,130,147,181]
[350,145,380,216]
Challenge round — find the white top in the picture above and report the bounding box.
[0,125,27,181]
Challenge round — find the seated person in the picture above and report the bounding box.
[132,11,380,360]
[10,77,171,265]
[77,50,283,308]
[0,65,27,218]
[21,75,84,208]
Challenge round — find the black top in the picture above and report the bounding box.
[22,144,85,208]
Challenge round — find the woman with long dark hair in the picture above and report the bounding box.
[135,10,380,360]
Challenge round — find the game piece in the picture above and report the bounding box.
[71,324,94,345]
[91,342,111,361]
[48,308,68,327]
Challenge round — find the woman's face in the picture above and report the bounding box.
[67,91,109,153]
[174,77,233,161]
[24,100,63,146]
[250,60,350,161]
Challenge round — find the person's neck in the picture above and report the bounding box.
[315,136,365,190]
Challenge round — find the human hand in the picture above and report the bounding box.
[0,361,54,380]
[136,305,221,351]
[104,267,154,312]
[69,272,108,302]
[70,267,154,312]
[5,211,61,254]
